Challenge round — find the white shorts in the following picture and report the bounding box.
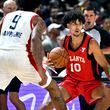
[0,50,51,90]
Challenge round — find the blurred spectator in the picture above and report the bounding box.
[56,11,65,24]
[101,1,110,19]
[47,0,66,23]
[0,1,3,8]
[42,23,61,55]
[41,8,52,26]
[55,11,69,47]
[41,0,50,6]
[50,7,61,23]
[3,0,17,16]
[65,0,78,7]
[0,1,3,20]
[78,0,90,11]
[57,26,69,47]
[49,0,66,11]
[0,9,3,20]
[102,17,110,34]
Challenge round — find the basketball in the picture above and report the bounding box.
[48,47,69,68]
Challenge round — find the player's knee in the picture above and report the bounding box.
[9,95,15,103]
[45,80,62,97]
[92,87,104,99]
[39,102,53,110]
[104,84,110,96]
[9,94,19,104]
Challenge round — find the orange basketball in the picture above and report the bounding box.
[48,47,69,68]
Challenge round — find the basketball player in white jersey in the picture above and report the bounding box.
[0,0,67,110]
[0,1,26,110]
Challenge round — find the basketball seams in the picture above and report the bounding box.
[55,55,65,67]
[50,49,69,60]
[49,47,69,68]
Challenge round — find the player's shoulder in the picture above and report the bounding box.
[89,37,99,50]
[88,38,100,55]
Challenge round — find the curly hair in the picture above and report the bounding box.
[63,10,85,27]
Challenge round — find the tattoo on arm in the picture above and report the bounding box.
[35,16,46,40]
[31,16,46,67]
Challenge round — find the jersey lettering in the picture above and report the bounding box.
[70,56,85,63]
[2,15,22,38]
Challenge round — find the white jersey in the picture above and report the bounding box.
[0,10,52,90]
[0,10,37,50]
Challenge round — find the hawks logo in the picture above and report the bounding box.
[81,47,86,52]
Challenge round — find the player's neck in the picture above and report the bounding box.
[72,33,84,49]
[72,32,84,39]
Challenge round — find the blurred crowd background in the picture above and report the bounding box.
[0,0,110,70]
[0,0,110,72]
[0,0,110,53]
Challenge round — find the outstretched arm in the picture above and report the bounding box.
[89,39,110,78]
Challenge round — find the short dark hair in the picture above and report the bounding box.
[83,6,97,15]
[16,0,41,11]
[63,10,85,27]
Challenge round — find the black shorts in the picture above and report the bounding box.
[0,76,22,94]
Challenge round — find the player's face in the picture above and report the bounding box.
[67,19,83,37]
[83,10,96,29]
